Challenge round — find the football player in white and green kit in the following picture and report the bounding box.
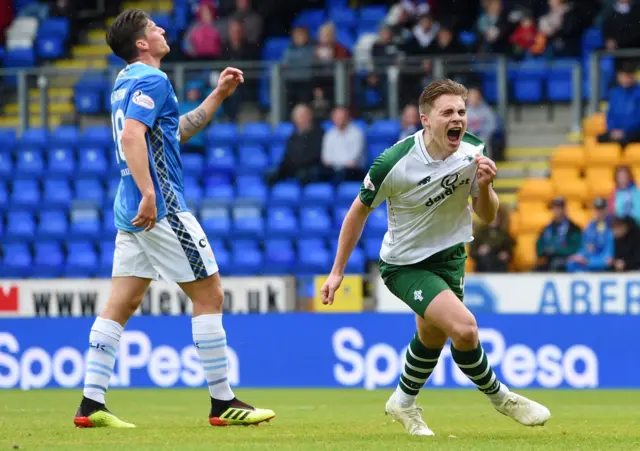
[321,79,551,436]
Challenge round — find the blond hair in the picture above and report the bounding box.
[418,79,468,115]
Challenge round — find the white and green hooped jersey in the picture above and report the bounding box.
[359,130,486,265]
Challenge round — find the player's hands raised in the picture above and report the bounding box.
[216,67,244,98]
[321,273,344,305]
[132,192,157,231]
[475,154,497,187]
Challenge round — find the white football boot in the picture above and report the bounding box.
[495,392,551,426]
[385,397,435,436]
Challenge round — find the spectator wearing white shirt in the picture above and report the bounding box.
[321,106,366,183]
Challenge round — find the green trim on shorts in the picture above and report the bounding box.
[379,243,467,317]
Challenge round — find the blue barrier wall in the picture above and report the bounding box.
[0,314,637,390]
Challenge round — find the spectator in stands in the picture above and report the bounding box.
[466,87,499,155]
[602,0,640,51]
[371,24,403,66]
[386,0,430,31]
[470,206,514,272]
[405,13,440,54]
[566,198,614,272]
[399,104,420,140]
[536,197,582,272]
[426,24,465,55]
[179,82,210,153]
[609,166,640,224]
[598,64,640,147]
[228,0,262,46]
[221,19,259,61]
[0,0,13,45]
[184,3,222,59]
[283,27,315,110]
[314,22,350,109]
[321,106,366,183]
[476,0,513,53]
[266,104,324,185]
[536,0,583,57]
[509,9,539,58]
[612,216,640,271]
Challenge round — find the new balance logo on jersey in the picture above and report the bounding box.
[424,173,470,207]
[417,176,431,186]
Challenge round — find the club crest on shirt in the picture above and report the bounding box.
[132,90,155,110]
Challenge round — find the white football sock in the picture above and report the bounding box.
[192,314,234,401]
[392,386,417,408]
[83,317,122,404]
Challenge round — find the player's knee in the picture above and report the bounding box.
[192,285,224,311]
[450,318,478,349]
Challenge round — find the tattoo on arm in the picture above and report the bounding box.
[180,107,207,137]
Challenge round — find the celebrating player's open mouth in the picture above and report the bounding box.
[446,125,463,148]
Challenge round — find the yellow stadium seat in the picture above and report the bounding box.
[551,145,585,169]
[623,144,640,166]
[553,178,588,202]
[565,199,584,211]
[513,233,538,271]
[585,143,622,167]
[585,167,615,186]
[583,113,606,137]
[584,135,597,148]
[587,178,616,201]
[567,208,590,229]
[465,255,476,273]
[508,210,520,237]
[518,178,554,203]
[633,166,640,183]
[550,166,581,183]
[518,209,552,234]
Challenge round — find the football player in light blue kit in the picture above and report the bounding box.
[74,8,274,428]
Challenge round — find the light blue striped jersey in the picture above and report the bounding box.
[110,62,187,232]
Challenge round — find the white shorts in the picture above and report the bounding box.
[112,212,218,283]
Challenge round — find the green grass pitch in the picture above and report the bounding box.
[2,389,640,450]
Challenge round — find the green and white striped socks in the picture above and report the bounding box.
[451,343,509,406]
[394,334,441,408]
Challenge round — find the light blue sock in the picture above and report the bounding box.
[193,314,234,401]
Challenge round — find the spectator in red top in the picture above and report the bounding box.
[510,10,537,58]
[313,22,350,109]
[0,0,13,44]
[185,3,222,59]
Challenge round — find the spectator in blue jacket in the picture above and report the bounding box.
[566,198,614,272]
[598,63,640,147]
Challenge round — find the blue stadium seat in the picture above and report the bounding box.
[273,122,294,143]
[6,211,36,240]
[266,206,298,238]
[0,152,12,178]
[204,173,232,186]
[200,205,231,238]
[10,179,40,210]
[239,122,271,146]
[336,181,361,206]
[333,205,349,229]
[15,149,44,177]
[181,153,204,178]
[264,239,295,274]
[78,148,108,176]
[459,31,478,48]
[364,207,387,237]
[4,48,36,74]
[0,129,17,153]
[329,7,357,29]
[38,209,68,240]
[100,208,116,239]
[33,241,64,277]
[300,207,331,237]
[292,9,325,33]
[47,148,75,178]
[368,119,400,145]
[359,6,387,29]
[232,206,264,238]
[296,239,331,275]
[229,240,263,275]
[206,146,236,174]
[65,241,98,277]
[261,37,290,61]
[73,178,104,205]
[74,75,109,114]
[206,123,238,147]
[336,29,356,52]
[303,182,334,206]
[1,243,33,278]
[106,177,119,203]
[511,61,547,103]
[582,28,603,56]
[43,179,72,208]
[79,125,112,149]
[237,145,269,175]
[329,242,365,274]
[20,127,48,148]
[364,237,382,261]
[269,144,286,166]
[184,180,203,208]
[0,45,5,66]
[0,182,8,209]
[204,183,235,205]
[547,65,573,102]
[236,177,267,205]
[38,17,69,40]
[270,181,301,206]
[98,241,115,277]
[107,52,124,67]
[49,126,79,147]
[70,207,100,240]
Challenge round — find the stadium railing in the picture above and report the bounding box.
[0,55,586,133]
